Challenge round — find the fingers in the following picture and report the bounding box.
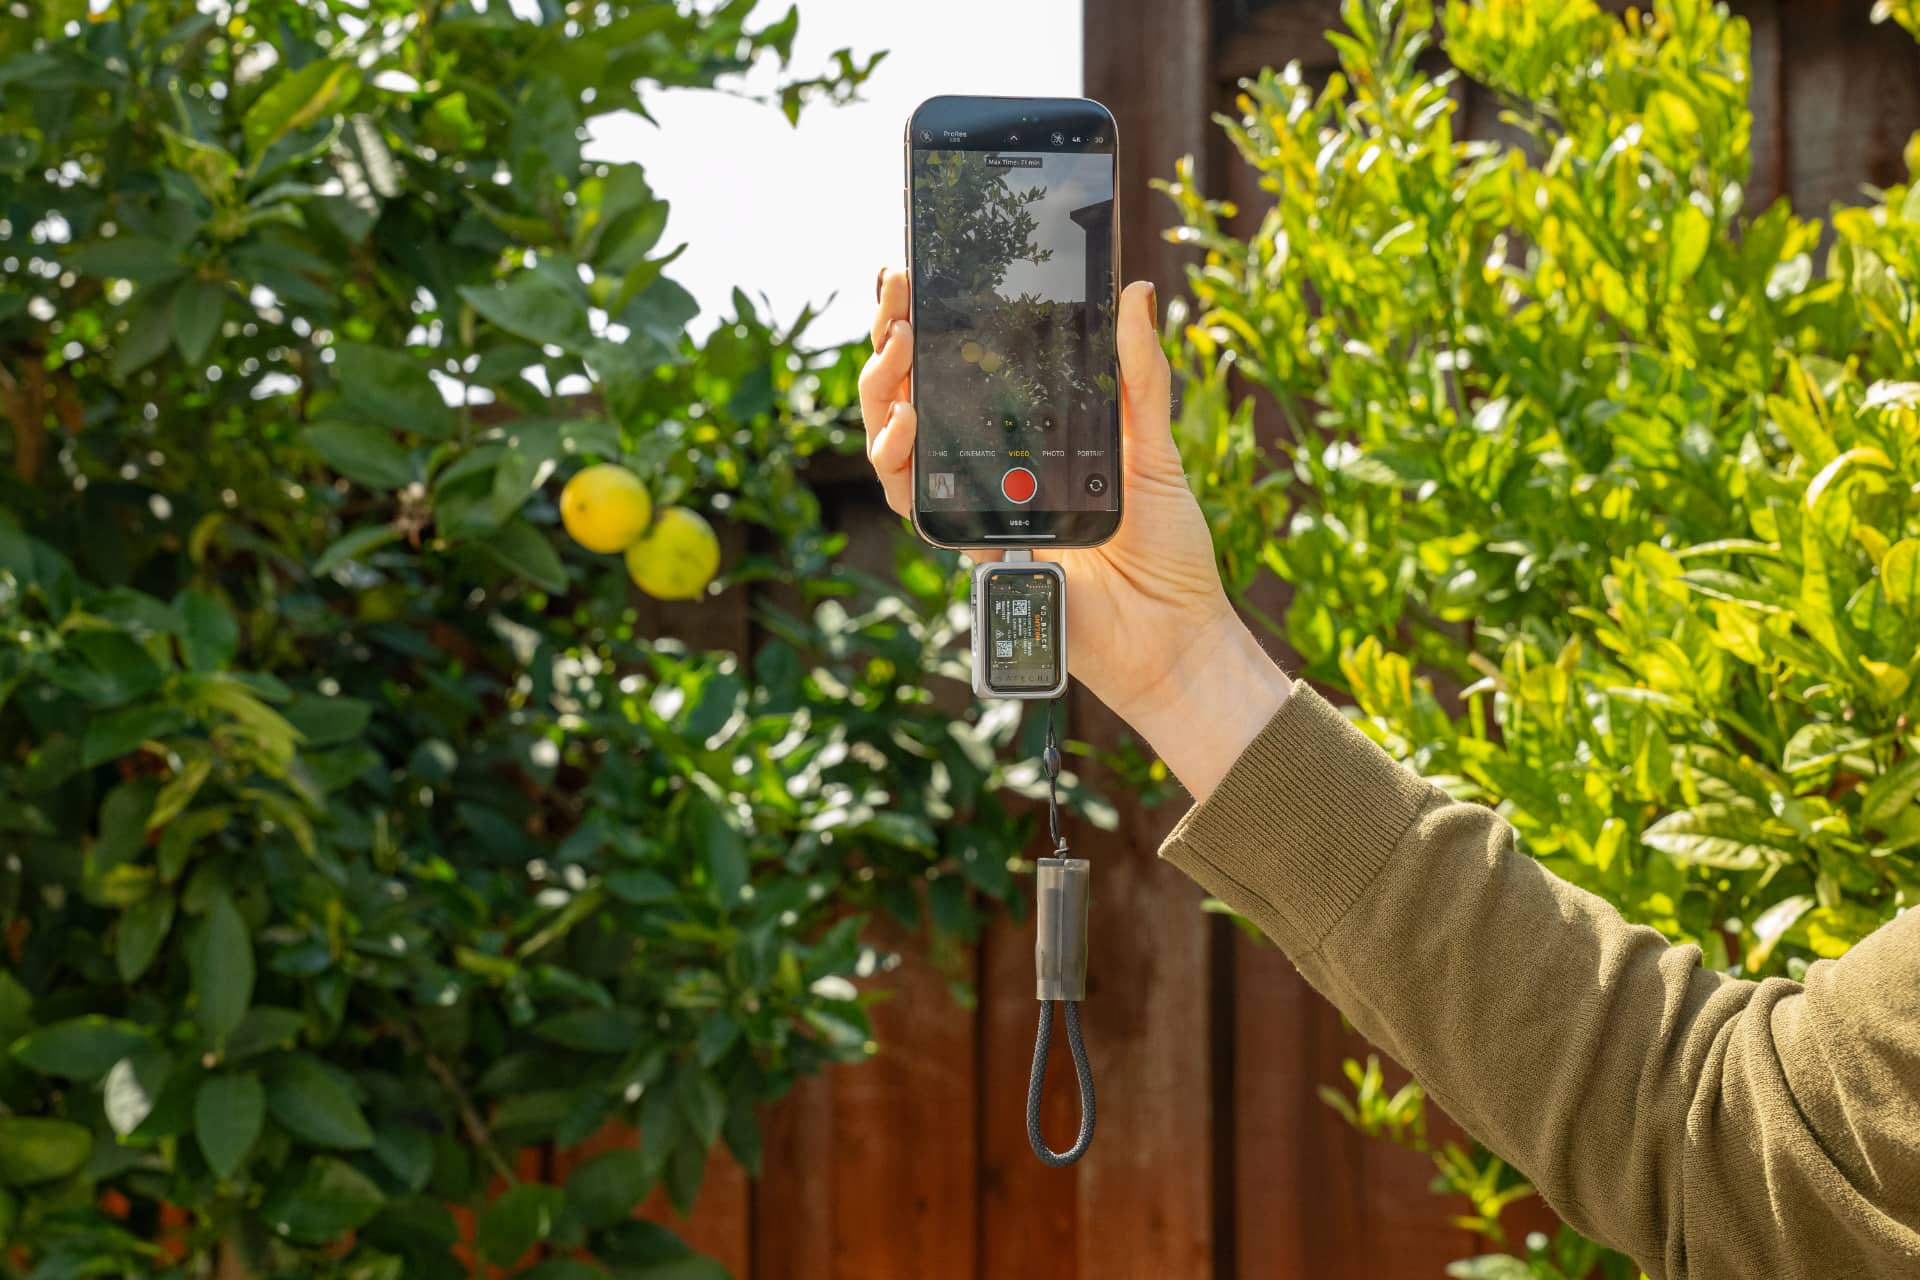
[1115,280,1182,481]
[867,396,916,517]
[859,317,913,451]
[865,400,994,566]
[872,267,910,351]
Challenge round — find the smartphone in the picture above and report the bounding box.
[970,559,1068,699]
[904,95,1120,549]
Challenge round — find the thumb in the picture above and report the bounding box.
[1115,280,1181,481]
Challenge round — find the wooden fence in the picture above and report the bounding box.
[575,2,1920,1277]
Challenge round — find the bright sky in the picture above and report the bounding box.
[585,0,1083,346]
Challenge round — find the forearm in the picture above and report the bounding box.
[1156,686,1920,1279]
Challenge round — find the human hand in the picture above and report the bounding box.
[859,269,1292,800]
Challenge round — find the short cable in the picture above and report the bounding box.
[1027,698,1095,1167]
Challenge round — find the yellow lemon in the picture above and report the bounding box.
[977,351,1001,373]
[559,464,652,554]
[960,340,984,363]
[625,506,721,601]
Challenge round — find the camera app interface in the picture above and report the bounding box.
[911,138,1117,523]
[985,570,1061,692]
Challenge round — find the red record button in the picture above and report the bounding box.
[1002,466,1038,504]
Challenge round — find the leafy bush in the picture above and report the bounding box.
[1165,0,1920,1273]
[0,2,1088,1274]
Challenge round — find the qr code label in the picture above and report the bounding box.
[1010,599,1030,616]
[995,640,1014,659]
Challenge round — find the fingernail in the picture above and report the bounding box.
[876,266,887,302]
[886,399,902,428]
[1146,283,1158,321]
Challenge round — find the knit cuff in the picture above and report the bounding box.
[1158,684,1436,952]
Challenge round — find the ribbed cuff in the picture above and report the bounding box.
[1158,684,1437,953]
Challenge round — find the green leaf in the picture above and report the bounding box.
[0,1117,92,1186]
[112,288,176,379]
[117,893,176,982]
[282,694,373,746]
[170,279,225,364]
[533,1007,643,1053]
[1745,894,1813,971]
[300,422,415,490]
[1798,521,1854,666]
[1641,803,1793,870]
[261,1155,385,1242]
[1852,245,1909,333]
[94,778,159,872]
[1768,394,1837,468]
[196,1071,265,1179]
[59,630,164,707]
[267,1055,373,1149]
[678,1069,725,1148]
[480,519,568,592]
[1781,723,1868,773]
[68,236,183,284]
[460,272,592,353]
[176,588,239,672]
[566,1148,653,1229]
[1643,90,1701,157]
[604,869,678,905]
[689,789,748,907]
[83,703,188,767]
[195,895,253,1043]
[244,58,360,156]
[722,1091,762,1177]
[1667,201,1711,285]
[477,1183,565,1264]
[332,343,457,439]
[372,1124,434,1193]
[1881,539,1920,615]
[11,1016,153,1079]
[1793,901,1883,958]
[312,523,402,576]
[1862,755,1920,830]
[224,1006,307,1060]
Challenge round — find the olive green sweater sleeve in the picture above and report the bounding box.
[1160,686,1920,1280]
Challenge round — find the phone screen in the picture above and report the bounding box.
[907,97,1118,547]
[984,568,1061,693]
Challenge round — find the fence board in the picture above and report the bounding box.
[829,922,979,1280]
[1779,0,1920,215]
[978,913,1081,1280]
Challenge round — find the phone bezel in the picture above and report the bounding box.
[903,94,1122,551]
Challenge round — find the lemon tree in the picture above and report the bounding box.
[0,1,1104,1275]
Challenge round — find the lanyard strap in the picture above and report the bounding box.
[1027,698,1096,1166]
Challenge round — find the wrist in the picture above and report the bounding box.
[1121,609,1293,804]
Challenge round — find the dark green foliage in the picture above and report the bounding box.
[0,0,1074,1274]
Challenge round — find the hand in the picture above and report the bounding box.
[859,269,1293,800]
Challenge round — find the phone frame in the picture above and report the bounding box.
[903,94,1122,551]
[970,558,1069,700]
